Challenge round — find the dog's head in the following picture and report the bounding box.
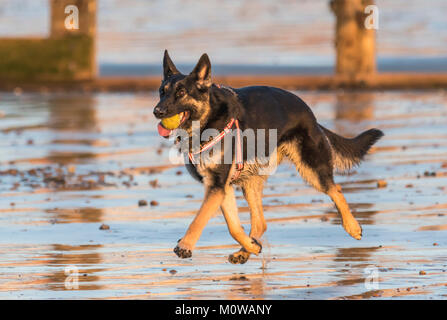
[154,50,213,138]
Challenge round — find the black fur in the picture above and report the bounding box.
[319,125,384,169]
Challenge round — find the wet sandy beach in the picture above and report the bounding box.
[0,89,446,299]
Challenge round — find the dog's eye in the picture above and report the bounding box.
[176,89,186,98]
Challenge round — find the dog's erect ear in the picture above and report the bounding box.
[190,53,211,88]
[163,50,179,79]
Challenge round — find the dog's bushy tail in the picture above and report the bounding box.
[319,125,384,172]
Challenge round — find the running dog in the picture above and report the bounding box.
[154,50,383,264]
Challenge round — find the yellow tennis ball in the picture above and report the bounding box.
[161,113,181,130]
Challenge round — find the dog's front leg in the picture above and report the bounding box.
[228,179,266,264]
[174,187,224,258]
[221,185,262,263]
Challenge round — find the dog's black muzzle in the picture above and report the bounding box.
[153,104,168,118]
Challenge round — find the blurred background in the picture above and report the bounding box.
[0,0,446,75]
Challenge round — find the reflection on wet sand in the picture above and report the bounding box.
[45,96,105,290]
[44,244,104,291]
[331,94,381,291]
[332,246,381,287]
[225,275,266,299]
[46,95,98,164]
[334,91,375,136]
[0,244,103,293]
[46,207,104,224]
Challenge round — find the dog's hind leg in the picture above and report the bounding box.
[326,184,362,240]
[221,185,262,264]
[245,177,267,239]
[281,132,362,240]
[229,177,267,264]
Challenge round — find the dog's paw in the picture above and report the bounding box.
[249,237,262,254]
[343,219,363,240]
[241,237,262,255]
[228,249,250,264]
[173,242,192,259]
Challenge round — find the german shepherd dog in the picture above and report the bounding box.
[154,50,383,264]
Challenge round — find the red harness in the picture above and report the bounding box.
[188,118,244,182]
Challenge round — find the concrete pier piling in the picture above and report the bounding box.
[330,0,376,83]
[0,0,96,82]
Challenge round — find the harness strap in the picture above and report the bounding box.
[188,118,243,182]
[232,119,243,181]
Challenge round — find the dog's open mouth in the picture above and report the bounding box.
[157,111,190,138]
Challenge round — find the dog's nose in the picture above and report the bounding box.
[153,106,166,118]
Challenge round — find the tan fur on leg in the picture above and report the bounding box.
[229,177,267,263]
[327,185,362,240]
[221,185,262,255]
[279,140,361,240]
[242,177,267,239]
[177,188,224,253]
